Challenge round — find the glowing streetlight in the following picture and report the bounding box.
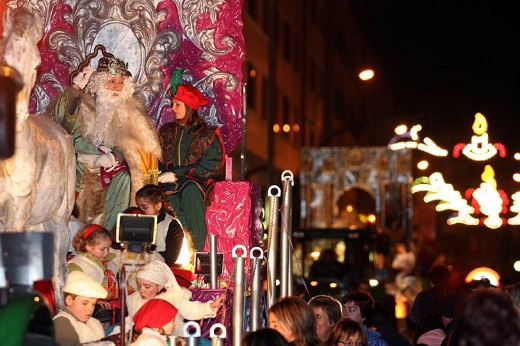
[359,69,374,81]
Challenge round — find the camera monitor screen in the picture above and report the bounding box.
[116,213,157,245]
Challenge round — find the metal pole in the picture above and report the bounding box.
[183,321,201,346]
[267,185,281,308]
[250,246,264,331]
[210,234,218,289]
[120,264,127,346]
[280,171,294,298]
[240,83,247,181]
[210,323,226,346]
[232,245,247,346]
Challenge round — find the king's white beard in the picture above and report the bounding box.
[89,89,130,147]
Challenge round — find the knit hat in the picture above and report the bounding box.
[173,84,208,110]
[136,261,175,288]
[132,299,178,330]
[63,271,108,299]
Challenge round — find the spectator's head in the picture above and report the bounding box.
[341,290,375,325]
[328,318,367,346]
[426,264,451,287]
[63,271,108,322]
[460,290,520,346]
[242,328,290,346]
[268,296,320,346]
[308,295,342,342]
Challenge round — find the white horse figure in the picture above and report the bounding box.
[0,6,75,304]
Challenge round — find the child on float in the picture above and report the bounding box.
[68,223,120,326]
[131,299,178,346]
[127,260,226,336]
[135,184,193,267]
[53,271,114,345]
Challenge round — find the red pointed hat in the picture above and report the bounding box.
[173,84,208,110]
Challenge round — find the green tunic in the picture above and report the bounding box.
[159,121,225,250]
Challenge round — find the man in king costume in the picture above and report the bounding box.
[51,54,162,231]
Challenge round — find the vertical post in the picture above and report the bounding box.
[240,83,247,181]
[183,321,201,346]
[120,264,127,346]
[210,234,218,289]
[232,245,247,346]
[210,323,226,346]
[280,171,294,298]
[249,247,264,331]
[267,186,281,309]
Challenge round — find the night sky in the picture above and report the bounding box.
[350,1,520,279]
[351,1,520,147]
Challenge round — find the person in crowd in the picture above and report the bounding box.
[135,184,192,267]
[51,53,161,231]
[68,224,119,326]
[406,264,452,330]
[328,318,367,346]
[413,313,445,346]
[459,289,520,346]
[391,243,416,291]
[509,281,520,315]
[242,328,290,346]
[131,299,178,346]
[309,249,346,284]
[127,260,225,336]
[157,82,225,251]
[268,296,321,346]
[53,271,112,346]
[341,290,388,346]
[365,303,411,346]
[308,295,342,345]
[439,290,467,346]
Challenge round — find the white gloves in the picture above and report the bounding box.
[72,66,95,90]
[95,152,118,170]
[77,153,98,166]
[158,172,178,183]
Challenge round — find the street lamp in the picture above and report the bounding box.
[358,69,374,81]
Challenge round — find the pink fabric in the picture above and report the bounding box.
[416,328,446,346]
[204,181,263,286]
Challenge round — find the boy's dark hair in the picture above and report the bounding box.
[427,264,451,286]
[341,290,375,320]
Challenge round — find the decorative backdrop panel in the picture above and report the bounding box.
[2,0,245,154]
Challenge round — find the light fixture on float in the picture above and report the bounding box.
[465,267,500,287]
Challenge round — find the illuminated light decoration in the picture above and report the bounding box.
[467,165,507,229]
[310,281,318,287]
[329,282,338,288]
[411,173,482,226]
[388,124,448,156]
[508,191,520,225]
[417,160,429,170]
[465,267,500,286]
[453,113,506,160]
[369,279,379,287]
